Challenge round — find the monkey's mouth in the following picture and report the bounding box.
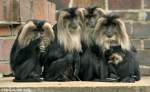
[69,28,77,32]
[106,35,118,45]
[105,36,119,47]
[109,40,118,46]
[68,22,78,29]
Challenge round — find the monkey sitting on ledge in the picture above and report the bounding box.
[10,20,54,82]
[78,6,108,81]
[94,13,140,82]
[43,7,83,81]
[105,46,140,82]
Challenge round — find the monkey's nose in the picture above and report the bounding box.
[107,27,113,38]
[90,19,96,28]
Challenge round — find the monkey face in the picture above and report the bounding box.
[63,14,79,31]
[18,20,55,52]
[108,53,123,65]
[81,7,105,46]
[94,14,131,51]
[84,6,105,29]
[101,22,118,38]
[30,20,45,40]
[98,15,121,39]
[56,8,83,52]
[84,14,97,28]
[57,8,83,33]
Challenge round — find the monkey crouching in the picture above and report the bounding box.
[105,46,140,82]
[10,20,55,82]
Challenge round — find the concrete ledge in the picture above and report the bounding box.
[0,77,150,92]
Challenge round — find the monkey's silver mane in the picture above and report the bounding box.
[18,20,55,49]
[57,9,82,52]
[94,17,131,52]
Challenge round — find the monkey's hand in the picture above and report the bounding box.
[28,38,42,49]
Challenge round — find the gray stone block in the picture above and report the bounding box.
[137,50,150,66]
[144,40,150,49]
[132,22,150,39]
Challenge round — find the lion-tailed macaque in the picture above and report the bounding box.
[78,6,108,81]
[94,14,140,82]
[43,7,83,81]
[10,20,54,82]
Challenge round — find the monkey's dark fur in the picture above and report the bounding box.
[43,7,83,81]
[10,20,54,82]
[78,6,108,81]
[10,7,140,82]
[105,46,140,82]
[96,14,141,82]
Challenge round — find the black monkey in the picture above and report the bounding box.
[43,7,83,81]
[105,46,140,82]
[78,6,108,81]
[10,20,54,82]
[94,13,140,82]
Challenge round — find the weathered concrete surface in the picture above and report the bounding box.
[0,77,150,92]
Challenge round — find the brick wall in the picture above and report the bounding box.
[0,0,56,74]
[72,0,150,66]
[0,0,150,74]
